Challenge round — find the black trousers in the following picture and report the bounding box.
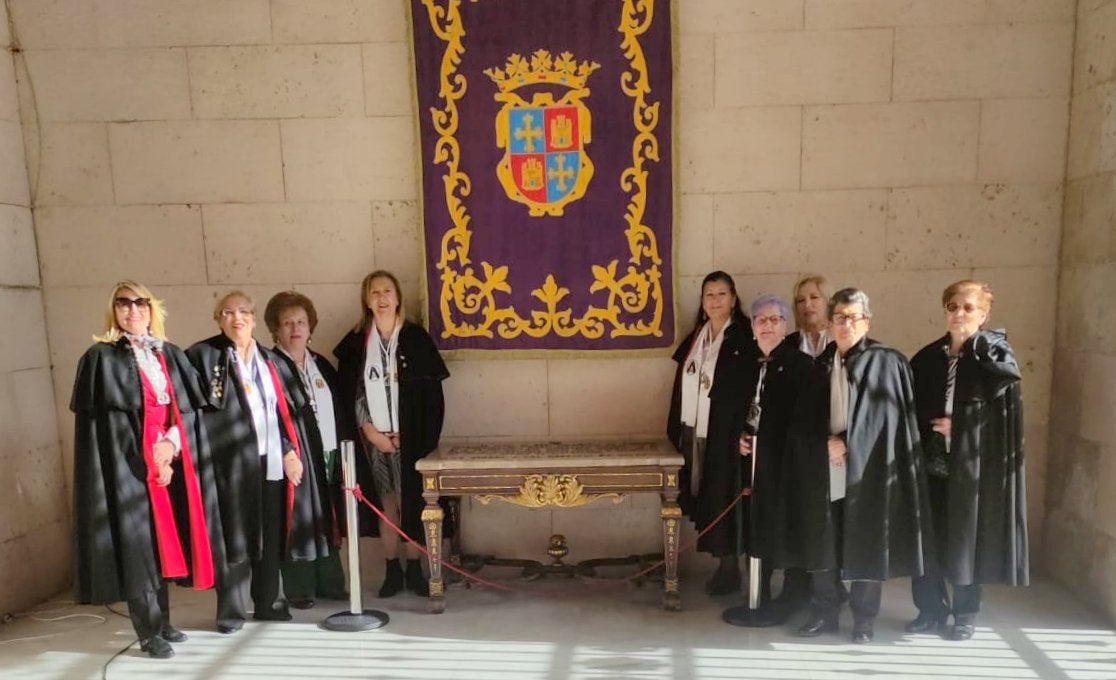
[912,476,983,623]
[127,582,170,640]
[807,498,882,623]
[216,478,287,627]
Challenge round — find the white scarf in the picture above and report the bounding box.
[363,322,402,433]
[828,354,849,501]
[283,348,338,453]
[799,328,832,357]
[679,320,729,439]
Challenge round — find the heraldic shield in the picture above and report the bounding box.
[487,50,599,217]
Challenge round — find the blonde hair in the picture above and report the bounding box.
[93,280,167,343]
[213,290,256,323]
[942,280,994,313]
[355,270,404,332]
[792,274,831,328]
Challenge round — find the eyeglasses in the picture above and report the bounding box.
[945,302,981,314]
[831,313,869,325]
[114,297,151,310]
[753,315,785,327]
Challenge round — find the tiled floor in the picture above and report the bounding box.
[1,566,1114,680]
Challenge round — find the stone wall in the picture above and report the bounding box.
[0,0,68,618]
[1046,0,1116,623]
[1,0,1075,590]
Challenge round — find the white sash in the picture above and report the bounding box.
[282,348,339,453]
[362,322,401,433]
[679,320,729,439]
[828,355,849,501]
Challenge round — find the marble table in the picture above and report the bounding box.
[415,439,685,613]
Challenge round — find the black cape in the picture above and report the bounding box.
[186,335,331,567]
[910,329,1028,586]
[272,347,350,543]
[782,338,934,580]
[701,336,812,558]
[71,339,225,604]
[334,321,449,542]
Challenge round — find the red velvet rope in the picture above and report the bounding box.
[342,484,751,596]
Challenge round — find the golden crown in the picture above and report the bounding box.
[484,49,601,93]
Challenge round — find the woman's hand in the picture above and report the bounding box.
[155,463,173,486]
[931,417,952,437]
[361,423,398,454]
[827,435,847,467]
[738,435,752,457]
[284,451,303,486]
[152,440,175,468]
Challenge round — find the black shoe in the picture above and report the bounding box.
[288,598,315,610]
[797,616,838,637]
[216,621,243,634]
[140,636,175,659]
[852,621,874,643]
[905,611,947,634]
[405,559,429,597]
[948,623,975,641]
[705,568,741,596]
[252,607,292,621]
[379,559,404,598]
[160,625,188,643]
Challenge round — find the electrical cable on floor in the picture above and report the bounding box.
[0,601,108,645]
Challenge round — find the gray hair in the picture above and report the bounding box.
[828,287,872,318]
[749,294,791,321]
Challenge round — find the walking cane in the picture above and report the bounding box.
[323,440,390,631]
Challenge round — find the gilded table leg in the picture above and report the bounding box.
[421,475,445,614]
[661,501,682,611]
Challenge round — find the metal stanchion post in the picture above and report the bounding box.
[323,440,390,632]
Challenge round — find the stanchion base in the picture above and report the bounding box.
[721,603,786,628]
[322,609,390,632]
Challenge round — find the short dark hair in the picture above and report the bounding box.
[264,290,319,340]
[828,287,872,319]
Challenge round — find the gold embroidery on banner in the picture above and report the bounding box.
[421,0,665,342]
[475,474,626,508]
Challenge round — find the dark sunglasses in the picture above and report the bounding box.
[114,297,151,310]
[945,302,980,314]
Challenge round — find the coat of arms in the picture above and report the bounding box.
[485,50,600,217]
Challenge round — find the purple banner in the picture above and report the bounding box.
[411,0,675,352]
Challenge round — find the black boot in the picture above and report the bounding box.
[405,559,429,597]
[378,559,404,598]
[705,556,741,596]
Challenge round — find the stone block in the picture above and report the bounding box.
[363,42,413,117]
[7,0,97,49]
[189,45,365,119]
[1089,530,1116,623]
[1058,264,1116,354]
[372,200,422,283]
[0,289,49,373]
[282,117,417,201]
[894,24,1073,100]
[36,205,206,287]
[680,108,800,194]
[34,123,114,206]
[728,273,802,314]
[803,102,979,189]
[0,205,38,287]
[1094,449,1116,541]
[1079,353,1116,444]
[0,120,29,206]
[970,266,1058,359]
[716,29,892,106]
[1074,1,1116,94]
[678,193,714,277]
[713,190,888,275]
[0,520,70,617]
[886,184,1062,269]
[547,358,676,437]
[678,34,714,110]
[0,368,59,463]
[441,360,549,438]
[95,0,272,47]
[0,0,9,47]
[1067,82,1116,179]
[0,56,17,122]
[272,0,407,44]
[805,0,985,29]
[41,286,106,389]
[24,49,191,122]
[1018,352,1053,430]
[979,98,1069,184]
[201,202,373,284]
[110,120,284,204]
[679,0,803,34]
[1061,174,1116,266]
[985,0,1076,22]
